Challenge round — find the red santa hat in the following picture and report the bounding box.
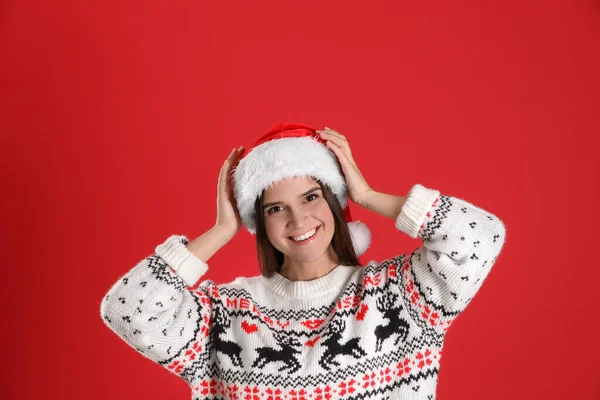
[232,123,371,256]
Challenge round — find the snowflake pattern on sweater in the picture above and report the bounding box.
[100,184,506,399]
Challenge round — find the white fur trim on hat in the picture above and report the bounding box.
[233,136,348,234]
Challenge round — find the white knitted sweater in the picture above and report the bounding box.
[100,184,506,399]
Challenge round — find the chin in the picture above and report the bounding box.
[292,243,336,263]
[288,253,324,264]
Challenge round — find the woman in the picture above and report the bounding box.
[100,123,506,399]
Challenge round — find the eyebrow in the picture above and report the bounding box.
[263,187,322,209]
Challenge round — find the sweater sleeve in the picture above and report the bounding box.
[99,235,216,387]
[389,184,507,336]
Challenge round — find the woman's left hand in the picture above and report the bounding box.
[316,127,374,206]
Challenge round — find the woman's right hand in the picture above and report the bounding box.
[215,146,245,238]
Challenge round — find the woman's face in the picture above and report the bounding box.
[262,176,335,264]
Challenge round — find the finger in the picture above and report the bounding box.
[319,130,352,158]
[230,146,244,173]
[226,148,242,177]
[324,127,347,141]
[326,141,355,179]
[327,140,357,171]
[235,146,245,162]
[221,155,231,175]
[318,129,349,150]
[318,128,347,142]
[229,147,243,181]
[220,149,236,185]
[317,130,345,146]
[325,140,348,162]
[228,148,238,161]
[218,160,228,194]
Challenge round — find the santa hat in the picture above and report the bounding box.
[232,123,371,256]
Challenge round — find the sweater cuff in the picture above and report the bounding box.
[155,235,208,287]
[395,184,441,238]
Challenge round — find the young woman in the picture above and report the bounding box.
[100,123,506,399]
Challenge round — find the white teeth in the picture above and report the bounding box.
[292,228,317,242]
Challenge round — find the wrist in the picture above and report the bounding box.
[184,225,234,265]
[212,224,237,242]
[356,189,377,209]
[356,190,408,220]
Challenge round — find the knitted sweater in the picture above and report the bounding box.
[100,184,506,400]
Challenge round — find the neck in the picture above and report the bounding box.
[279,246,340,281]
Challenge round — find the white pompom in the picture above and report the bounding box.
[348,220,371,256]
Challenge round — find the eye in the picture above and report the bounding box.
[267,205,282,215]
[266,194,319,215]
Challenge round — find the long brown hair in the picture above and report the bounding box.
[253,178,362,278]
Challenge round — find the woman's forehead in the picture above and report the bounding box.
[263,176,318,197]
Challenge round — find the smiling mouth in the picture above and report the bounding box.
[288,226,320,242]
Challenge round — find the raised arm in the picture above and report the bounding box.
[99,232,225,386]
[100,146,245,388]
[359,184,507,335]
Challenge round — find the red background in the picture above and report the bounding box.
[1,1,599,399]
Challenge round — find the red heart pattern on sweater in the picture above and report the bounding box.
[241,320,258,334]
[301,319,324,330]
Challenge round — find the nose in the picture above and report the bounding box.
[287,206,309,229]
